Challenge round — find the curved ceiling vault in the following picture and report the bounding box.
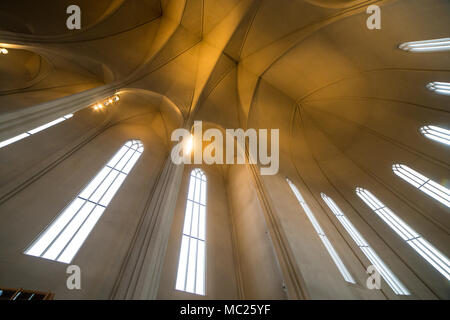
[0,0,448,203]
[0,0,449,298]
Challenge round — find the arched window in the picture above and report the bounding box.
[175,169,207,295]
[321,193,409,295]
[0,114,73,149]
[419,125,450,146]
[356,187,450,280]
[399,38,450,52]
[25,140,144,263]
[426,82,450,96]
[286,179,355,283]
[393,164,450,208]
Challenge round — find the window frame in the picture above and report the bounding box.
[392,164,450,208]
[286,178,355,284]
[0,114,73,149]
[356,187,450,281]
[398,38,450,52]
[419,125,450,146]
[24,139,144,264]
[321,193,409,295]
[175,168,208,296]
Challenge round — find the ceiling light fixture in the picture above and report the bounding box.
[92,95,120,111]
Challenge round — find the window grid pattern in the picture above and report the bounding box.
[321,193,409,295]
[25,140,144,264]
[393,164,450,208]
[356,188,450,280]
[419,125,450,146]
[175,169,207,295]
[399,38,450,52]
[287,179,355,283]
[0,114,73,149]
[426,81,450,96]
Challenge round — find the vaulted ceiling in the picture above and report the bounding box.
[0,0,448,243]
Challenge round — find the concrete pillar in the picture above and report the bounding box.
[110,154,184,299]
[247,163,309,300]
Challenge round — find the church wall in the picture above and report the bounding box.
[261,173,386,299]
[226,164,287,299]
[0,112,169,299]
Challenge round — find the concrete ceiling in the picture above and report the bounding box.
[0,0,448,232]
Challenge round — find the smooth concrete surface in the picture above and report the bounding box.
[0,0,448,299]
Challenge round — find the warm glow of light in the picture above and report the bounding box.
[184,134,193,155]
[0,48,8,54]
[92,95,120,111]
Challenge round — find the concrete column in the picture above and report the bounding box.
[247,163,310,300]
[110,154,184,299]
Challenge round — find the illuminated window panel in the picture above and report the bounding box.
[392,164,450,208]
[399,38,450,52]
[356,188,450,280]
[287,179,355,283]
[25,140,144,263]
[427,82,450,96]
[0,114,73,149]
[321,193,409,295]
[420,125,450,146]
[175,169,207,295]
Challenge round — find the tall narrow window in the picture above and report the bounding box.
[0,114,73,149]
[25,140,144,263]
[393,164,450,208]
[420,125,450,146]
[287,179,355,283]
[399,38,450,52]
[175,169,207,295]
[356,188,450,280]
[321,193,409,295]
[427,81,450,96]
